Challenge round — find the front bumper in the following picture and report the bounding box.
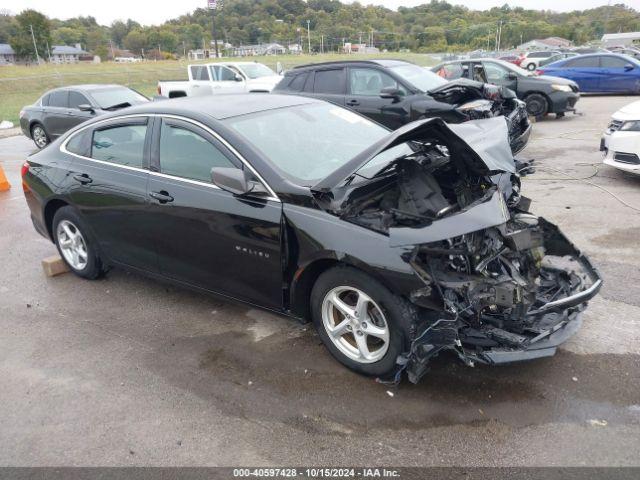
[547,91,580,114]
[601,128,640,174]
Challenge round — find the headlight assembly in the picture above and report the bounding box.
[457,99,492,111]
[551,84,572,92]
[620,120,640,132]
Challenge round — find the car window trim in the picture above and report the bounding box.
[60,113,280,202]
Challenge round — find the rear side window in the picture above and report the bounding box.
[159,122,237,183]
[190,65,210,81]
[66,130,91,157]
[564,57,600,68]
[40,93,50,106]
[528,52,550,58]
[313,69,345,95]
[49,90,68,108]
[69,91,90,109]
[91,124,147,168]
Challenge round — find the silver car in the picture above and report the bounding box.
[19,84,149,149]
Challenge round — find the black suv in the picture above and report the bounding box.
[273,59,531,154]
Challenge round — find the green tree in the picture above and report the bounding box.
[10,9,51,62]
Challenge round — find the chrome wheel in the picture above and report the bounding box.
[56,220,88,271]
[32,125,48,148]
[321,286,390,364]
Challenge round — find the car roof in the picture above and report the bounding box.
[46,84,132,93]
[292,59,412,70]
[116,93,320,121]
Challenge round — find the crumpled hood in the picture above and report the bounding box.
[312,116,515,194]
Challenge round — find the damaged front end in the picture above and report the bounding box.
[429,79,532,155]
[312,117,601,384]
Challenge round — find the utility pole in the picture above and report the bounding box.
[45,40,51,62]
[306,19,311,54]
[497,20,503,53]
[320,34,324,54]
[109,39,115,60]
[29,24,41,65]
[209,0,220,58]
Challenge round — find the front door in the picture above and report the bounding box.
[599,55,639,93]
[211,65,247,94]
[346,67,408,129]
[67,116,157,271]
[43,89,71,138]
[481,62,518,91]
[147,117,283,309]
[66,90,96,129]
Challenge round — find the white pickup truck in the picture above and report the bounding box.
[157,62,283,98]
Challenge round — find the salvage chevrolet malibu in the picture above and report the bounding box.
[21,94,602,383]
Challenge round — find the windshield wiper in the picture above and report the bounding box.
[103,102,132,111]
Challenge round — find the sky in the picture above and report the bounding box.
[1,0,638,26]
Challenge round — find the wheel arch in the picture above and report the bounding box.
[43,198,70,241]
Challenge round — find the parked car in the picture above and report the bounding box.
[157,62,281,98]
[273,60,531,154]
[537,52,579,68]
[499,55,520,64]
[19,84,149,149]
[537,53,640,93]
[517,51,561,71]
[431,59,580,117]
[21,94,601,382]
[607,46,640,61]
[600,99,640,174]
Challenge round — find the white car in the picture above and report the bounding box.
[157,62,282,98]
[601,100,640,174]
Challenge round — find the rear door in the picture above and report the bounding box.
[42,89,70,138]
[304,67,346,106]
[146,117,283,309]
[599,55,639,93]
[559,56,600,92]
[189,65,213,97]
[346,66,408,128]
[66,116,157,271]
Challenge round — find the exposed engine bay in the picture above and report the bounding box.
[312,117,602,383]
[432,81,519,121]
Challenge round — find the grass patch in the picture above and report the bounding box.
[0,52,435,124]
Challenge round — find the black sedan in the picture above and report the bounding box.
[432,59,580,118]
[19,84,149,149]
[273,59,531,154]
[21,94,601,383]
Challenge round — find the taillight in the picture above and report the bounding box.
[21,161,29,177]
[536,69,544,75]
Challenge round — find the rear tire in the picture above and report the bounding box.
[310,266,416,378]
[525,93,549,117]
[31,123,49,149]
[52,206,103,280]
[526,62,536,71]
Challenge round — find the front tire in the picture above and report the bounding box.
[52,206,103,279]
[526,62,536,71]
[525,93,549,117]
[310,266,416,378]
[31,123,50,149]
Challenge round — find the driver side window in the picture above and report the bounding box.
[483,63,509,83]
[159,121,238,183]
[213,66,238,81]
[349,68,406,96]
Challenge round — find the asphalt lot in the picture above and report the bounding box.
[1,96,639,467]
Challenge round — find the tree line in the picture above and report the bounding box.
[1,0,639,61]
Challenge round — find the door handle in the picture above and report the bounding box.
[149,190,174,203]
[346,99,360,106]
[72,173,92,184]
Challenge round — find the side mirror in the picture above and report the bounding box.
[380,86,404,101]
[625,64,634,71]
[507,72,518,80]
[276,61,284,75]
[211,167,253,195]
[234,73,244,82]
[78,104,95,112]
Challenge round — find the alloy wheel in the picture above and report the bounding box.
[321,286,390,364]
[32,126,48,148]
[56,220,88,271]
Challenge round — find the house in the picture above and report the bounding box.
[602,32,640,47]
[517,37,572,51]
[109,48,138,62]
[288,43,302,54]
[51,44,90,63]
[231,43,286,57]
[0,43,16,64]
[188,41,233,60]
[343,43,380,54]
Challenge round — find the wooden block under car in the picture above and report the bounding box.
[42,255,69,277]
